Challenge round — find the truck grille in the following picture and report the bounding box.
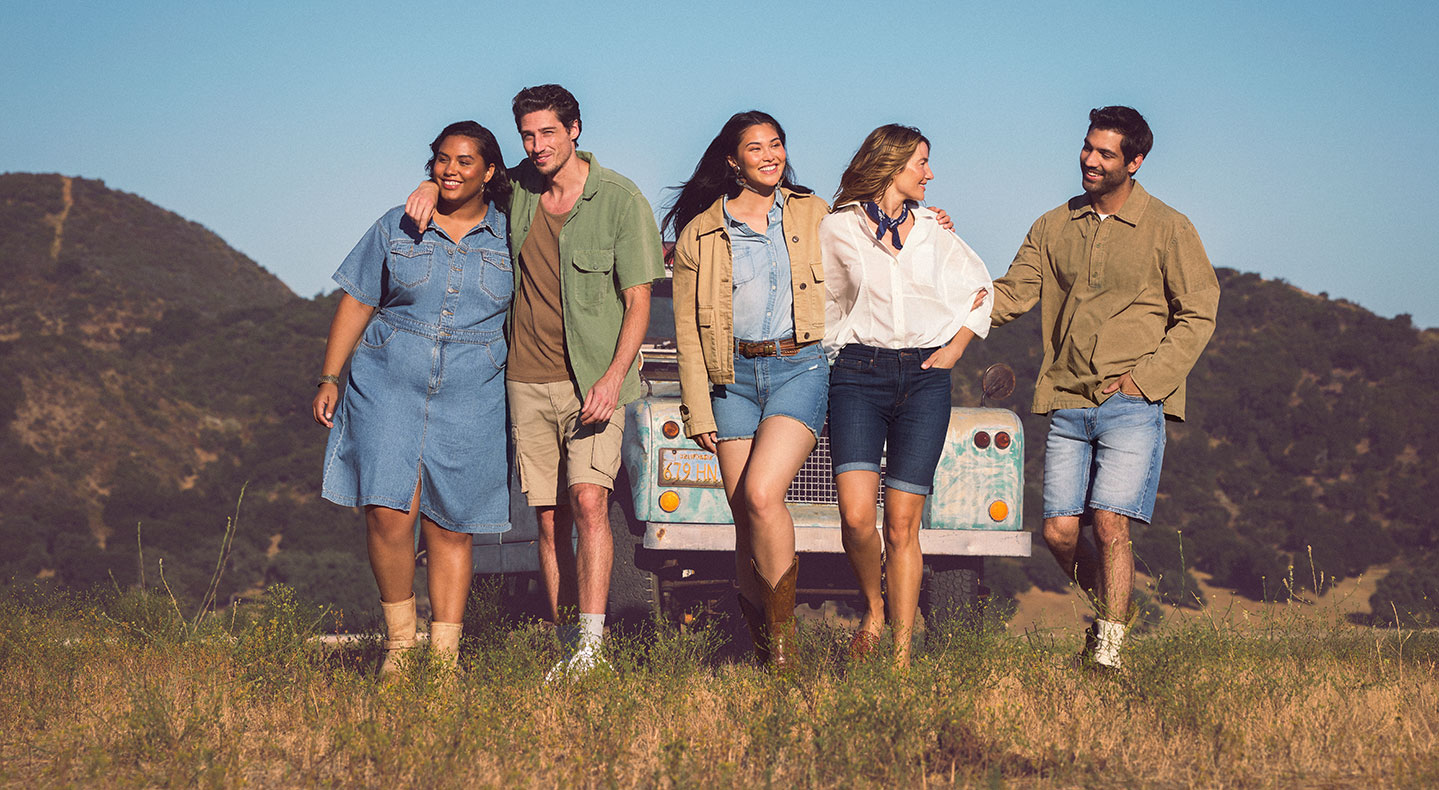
[784,432,886,505]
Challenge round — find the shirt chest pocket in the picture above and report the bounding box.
[387,241,434,287]
[569,249,615,305]
[730,242,765,286]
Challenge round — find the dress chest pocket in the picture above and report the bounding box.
[479,249,514,302]
[387,241,435,287]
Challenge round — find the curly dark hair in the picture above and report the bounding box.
[661,110,810,242]
[425,121,512,213]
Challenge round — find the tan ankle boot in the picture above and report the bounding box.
[379,595,419,677]
[429,621,463,670]
[756,557,798,672]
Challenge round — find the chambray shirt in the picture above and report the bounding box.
[723,190,794,342]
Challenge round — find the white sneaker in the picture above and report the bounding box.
[544,647,609,684]
[544,655,573,684]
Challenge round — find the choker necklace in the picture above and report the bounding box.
[862,201,910,249]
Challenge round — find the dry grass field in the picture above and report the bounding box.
[2,580,1436,789]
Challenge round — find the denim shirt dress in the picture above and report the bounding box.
[321,204,512,533]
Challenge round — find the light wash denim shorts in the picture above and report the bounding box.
[1042,392,1166,523]
[710,341,829,441]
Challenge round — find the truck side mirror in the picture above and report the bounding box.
[980,363,1016,405]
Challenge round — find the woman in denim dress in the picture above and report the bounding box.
[822,125,992,667]
[311,121,513,675]
[666,111,831,669]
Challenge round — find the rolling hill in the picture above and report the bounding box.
[1,172,1435,625]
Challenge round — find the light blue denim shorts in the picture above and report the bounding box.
[1042,392,1166,523]
[710,341,829,441]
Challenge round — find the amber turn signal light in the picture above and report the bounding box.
[988,500,1009,522]
[659,491,680,512]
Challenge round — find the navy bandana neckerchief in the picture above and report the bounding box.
[862,201,910,250]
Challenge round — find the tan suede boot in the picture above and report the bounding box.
[756,557,798,672]
[429,621,463,671]
[378,595,419,678]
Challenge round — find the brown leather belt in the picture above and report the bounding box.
[735,336,817,358]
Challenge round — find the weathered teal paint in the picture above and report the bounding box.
[927,408,1025,531]
[624,396,1023,532]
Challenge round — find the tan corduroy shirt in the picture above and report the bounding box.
[990,181,1219,421]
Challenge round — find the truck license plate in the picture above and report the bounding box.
[658,448,723,488]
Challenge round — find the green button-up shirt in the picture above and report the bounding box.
[508,151,664,406]
[990,181,1220,421]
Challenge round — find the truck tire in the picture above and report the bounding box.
[607,471,662,626]
[921,556,983,630]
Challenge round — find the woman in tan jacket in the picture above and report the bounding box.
[665,111,830,669]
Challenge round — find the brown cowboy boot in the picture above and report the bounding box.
[737,591,771,665]
[756,557,798,672]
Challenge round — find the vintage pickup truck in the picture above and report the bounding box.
[472,278,1031,628]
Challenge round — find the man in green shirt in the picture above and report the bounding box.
[409,85,664,678]
[990,106,1220,669]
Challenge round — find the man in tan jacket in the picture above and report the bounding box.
[990,106,1220,669]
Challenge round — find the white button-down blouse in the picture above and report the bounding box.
[820,203,993,358]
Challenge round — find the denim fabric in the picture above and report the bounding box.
[322,204,512,533]
[724,191,794,342]
[1042,392,1166,523]
[710,342,828,440]
[827,343,952,495]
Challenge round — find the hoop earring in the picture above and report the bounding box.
[733,165,761,195]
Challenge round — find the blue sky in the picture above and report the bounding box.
[4,1,1437,327]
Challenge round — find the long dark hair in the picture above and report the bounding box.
[662,110,811,243]
[425,120,512,213]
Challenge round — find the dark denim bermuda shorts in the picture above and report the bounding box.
[827,343,952,495]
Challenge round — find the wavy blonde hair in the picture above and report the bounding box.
[833,124,930,207]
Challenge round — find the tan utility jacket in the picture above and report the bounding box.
[671,188,830,438]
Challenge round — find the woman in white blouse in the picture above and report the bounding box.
[820,124,993,666]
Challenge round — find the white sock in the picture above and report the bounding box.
[1094,619,1125,668]
[577,613,605,654]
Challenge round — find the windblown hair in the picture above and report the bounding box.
[833,124,930,207]
[425,121,512,213]
[661,110,811,243]
[1088,106,1152,163]
[512,84,582,139]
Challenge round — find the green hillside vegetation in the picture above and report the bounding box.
[0,172,1435,627]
